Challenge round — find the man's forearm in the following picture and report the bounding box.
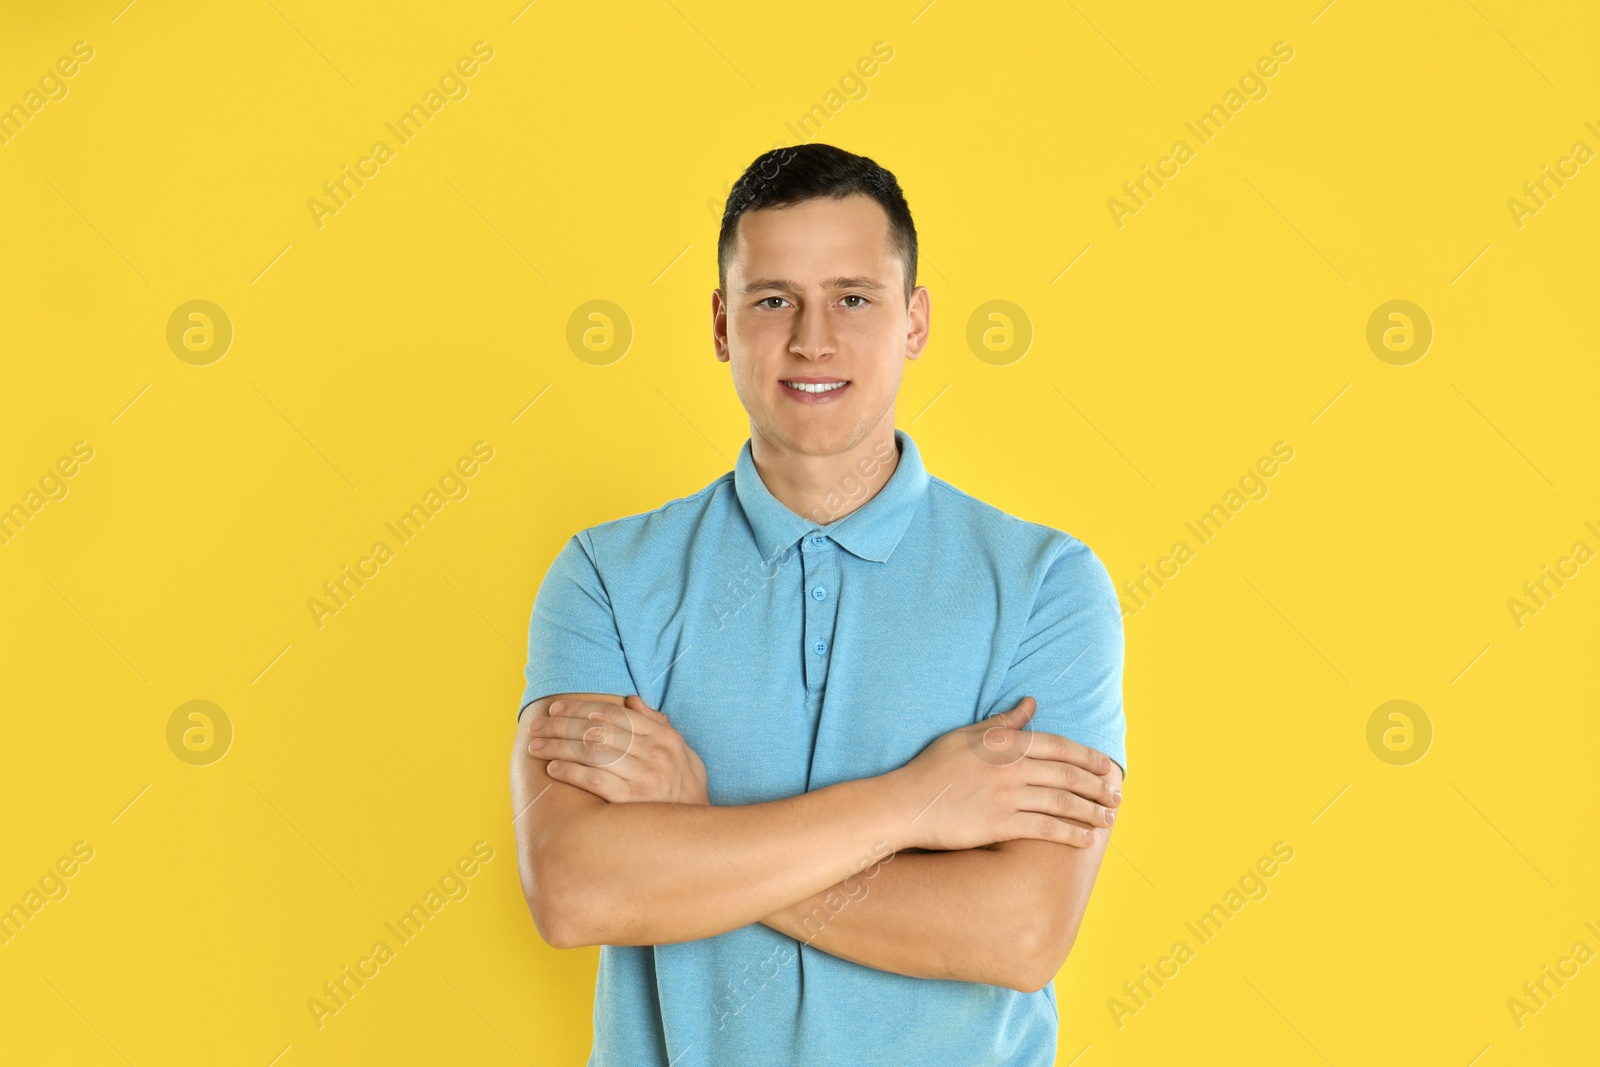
[524,769,919,949]
[759,834,1113,992]
[515,692,1119,960]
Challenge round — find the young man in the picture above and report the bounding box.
[511,143,1127,1066]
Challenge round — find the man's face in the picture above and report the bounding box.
[714,194,929,457]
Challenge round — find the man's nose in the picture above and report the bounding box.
[790,306,836,359]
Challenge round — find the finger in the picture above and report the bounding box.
[576,702,633,730]
[528,714,637,746]
[549,698,625,721]
[1024,759,1118,808]
[624,694,672,724]
[528,728,632,767]
[1017,785,1115,828]
[560,698,659,740]
[546,761,640,802]
[1019,730,1113,776]
[985,695,1036,730]
[529,736,629,767]
[1014,781,1098,824]
[1008,812,1099,849]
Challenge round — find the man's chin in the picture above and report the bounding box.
[760,419,854,458]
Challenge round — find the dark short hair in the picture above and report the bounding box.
[717,143,918,305]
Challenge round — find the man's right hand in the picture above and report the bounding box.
[526,694,710,806]
[889,696,1121,852]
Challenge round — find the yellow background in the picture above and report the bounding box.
[3,0,1597,1063]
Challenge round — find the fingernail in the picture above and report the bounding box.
[1107,809,1116,824]
[549,701,564,714]
[530,739,547,750]
[1112,790,1122,805]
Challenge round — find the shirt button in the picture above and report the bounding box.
[810,536,826,547]
[811,585,827,601]
[812,639,827,656]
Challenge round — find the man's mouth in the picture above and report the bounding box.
[781,379,850,394]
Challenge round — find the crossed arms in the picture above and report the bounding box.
[510,690,1123,994]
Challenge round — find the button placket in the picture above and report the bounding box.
[800,533,839,693]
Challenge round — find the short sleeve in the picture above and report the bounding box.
[990,537,1128,781]
[518,532,639,720]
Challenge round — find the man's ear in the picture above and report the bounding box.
[904,285,931,361]
[711,288,731,362]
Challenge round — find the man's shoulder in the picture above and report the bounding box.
[925,475,1100,567]
[574,471,737,565]
[924,475,1118,616]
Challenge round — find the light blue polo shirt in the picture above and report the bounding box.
[519,427,1126,1067]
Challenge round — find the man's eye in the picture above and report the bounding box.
[841,295,869,308]
[758,297,788,309]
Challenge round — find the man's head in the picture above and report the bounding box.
[713,144,930,460]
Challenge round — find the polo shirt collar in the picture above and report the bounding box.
[734,428,929,564]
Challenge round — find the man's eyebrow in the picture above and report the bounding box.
[740,276,889,295]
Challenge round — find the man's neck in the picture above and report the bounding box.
[749,425,900,528]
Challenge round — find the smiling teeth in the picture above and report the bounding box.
[784,381,847,393]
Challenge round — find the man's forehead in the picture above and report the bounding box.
[727,197,899,288]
